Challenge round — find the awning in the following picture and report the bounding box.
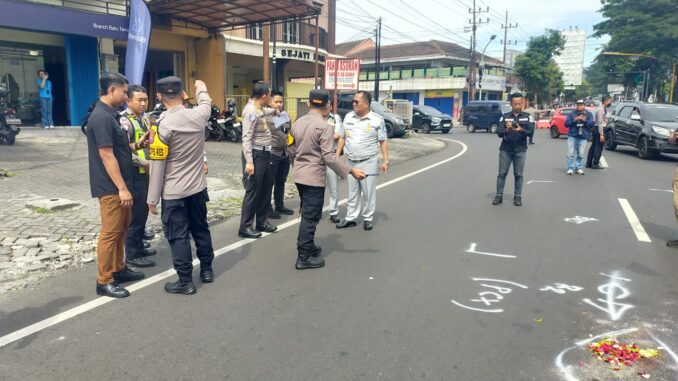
[146,0,323,31]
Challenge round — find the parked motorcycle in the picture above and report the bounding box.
[222,99,242,142]
[0,86,20,145]
[205,105,225,141]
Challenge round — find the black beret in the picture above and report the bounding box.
[157,76,183,95]
[309,89,329,107]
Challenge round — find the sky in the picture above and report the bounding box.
[335,0,611,67]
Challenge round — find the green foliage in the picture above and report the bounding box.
[592,0,678,101]
[514,30,566,106]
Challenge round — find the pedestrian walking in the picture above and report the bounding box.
[119,85,156,268]
[147,77,215,295]
[86,72,145,298]
[37,69,54,128]
[238,83,278,239]
[325,109,343,224]
[586,95,612,169]
[288,90,366,269]
[266,90,294,220]
[565,100,595,175]
[492,93,535,207]
[335,91,389,231]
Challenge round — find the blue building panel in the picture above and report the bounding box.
[65,35,99,126]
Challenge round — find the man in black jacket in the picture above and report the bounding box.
[492,93,535,207]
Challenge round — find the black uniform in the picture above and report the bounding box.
[495,111,534,202]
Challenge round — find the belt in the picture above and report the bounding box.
[252,145,272,152]
[350,155,375,163]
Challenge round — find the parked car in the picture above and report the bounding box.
[337,96,410,138]
[548,106,596,139]
[604,102,678,159]
[412,105,452,134]
[461,100,512,133]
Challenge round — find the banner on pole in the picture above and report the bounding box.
[124,0,151,85]
[324,59,360,90]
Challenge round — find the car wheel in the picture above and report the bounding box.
[604,130,617,150]
[441,129,450,134]
[489,123,499,134]
[550,126,560,138]
[421,123,431,134]
[467,123,476,133]
[385,122,394,138]
[637,136,657,159]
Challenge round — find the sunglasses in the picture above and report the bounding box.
[352,100,364,105]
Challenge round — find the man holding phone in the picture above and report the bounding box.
[120,85,156,268]
[492,93,534,207]
[37,69,54,128]
[565,100,595,175]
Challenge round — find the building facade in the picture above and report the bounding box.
[554,28,586,89]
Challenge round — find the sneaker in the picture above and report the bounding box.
[49,125,55,129]
[567,169,574,176]
[576,169,585,175]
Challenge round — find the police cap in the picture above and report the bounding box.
[576,99,585,104]
[157,76,183,95]
[309,90,329,107]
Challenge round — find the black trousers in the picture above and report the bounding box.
[269,153,290,210]
[161,188,214,282]
[586,130,604,167]
[296,184,325,252]
[125,172,149,260]
[240,150,273,230]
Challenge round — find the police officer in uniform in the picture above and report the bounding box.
[119,85,156,268]
[266,90,294,220]
[289,90,366,269]
[147,77,215,295]
[325,107,343,223]
[492,93,535,207]
[238,83,278,238]
[336,91,390,231]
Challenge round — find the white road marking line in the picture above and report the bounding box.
[465,243,517,259]
[0,139,469,349]
[600,156,608,168]
[649,188,673,193]
[599,273,632,282]
[618,198,652,243]
[526,180,555,185]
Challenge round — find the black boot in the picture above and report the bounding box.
[492,196,503,205]
[310,245,322,257]
[295,249,325,270]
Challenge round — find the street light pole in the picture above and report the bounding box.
[602,51,676,103]
[478,34,496,100]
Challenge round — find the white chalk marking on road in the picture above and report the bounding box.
[526,180,555,185]
[618,198,652,243]
[450,299,503,313]
[471,278,529,289]
[465,243,517,259]
[649,188,673,193]
[582,272,633,321]
[555,327,639,381]
[600,156,608,168]
[647,331,678,380]
[564,216,598,224]
[599,273,631,282]
[0,139,469,349]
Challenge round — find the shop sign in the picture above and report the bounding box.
[277,47,326,63]
[324,59,360,90]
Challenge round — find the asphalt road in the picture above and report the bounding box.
[1,129,678,380]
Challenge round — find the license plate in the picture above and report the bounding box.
[6,118,21,125]
[217,118,226,123]
[442,123,451,127]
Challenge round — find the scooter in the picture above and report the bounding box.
[205,105,225,141]
[222,99,242,142]
[0,86,20,145]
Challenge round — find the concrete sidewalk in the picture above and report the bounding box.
[0,127,446,293]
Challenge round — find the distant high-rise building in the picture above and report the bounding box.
[555,28,586,89]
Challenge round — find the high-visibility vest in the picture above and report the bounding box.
[148,122,169,161]
[124,113,151,173]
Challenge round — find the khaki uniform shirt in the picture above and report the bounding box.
[241,99,274,163]
[340,111,387,161]
[147,85,212,205]
[289,111,352,187]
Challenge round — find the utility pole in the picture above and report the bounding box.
[468,0,489,102]
[374,17,382,101]
[501,11,518,65]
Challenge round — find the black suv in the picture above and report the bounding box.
[412,105,452,134]
[604,102,678,159]
[337,96,410,138]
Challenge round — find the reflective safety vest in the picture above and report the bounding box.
[148,122,169,161]
[124,113,151,173]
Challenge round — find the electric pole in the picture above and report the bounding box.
[468,0,489,102]
[501,11,518,65]
[374,17,382,101]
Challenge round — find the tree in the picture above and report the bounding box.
[592,0,678,102]
[513,30,566,107]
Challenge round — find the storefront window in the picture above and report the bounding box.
[0,45,45,124]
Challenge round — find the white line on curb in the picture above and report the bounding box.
[0,139,469,349]
[600,156,608,168]
[618,198,651,243]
